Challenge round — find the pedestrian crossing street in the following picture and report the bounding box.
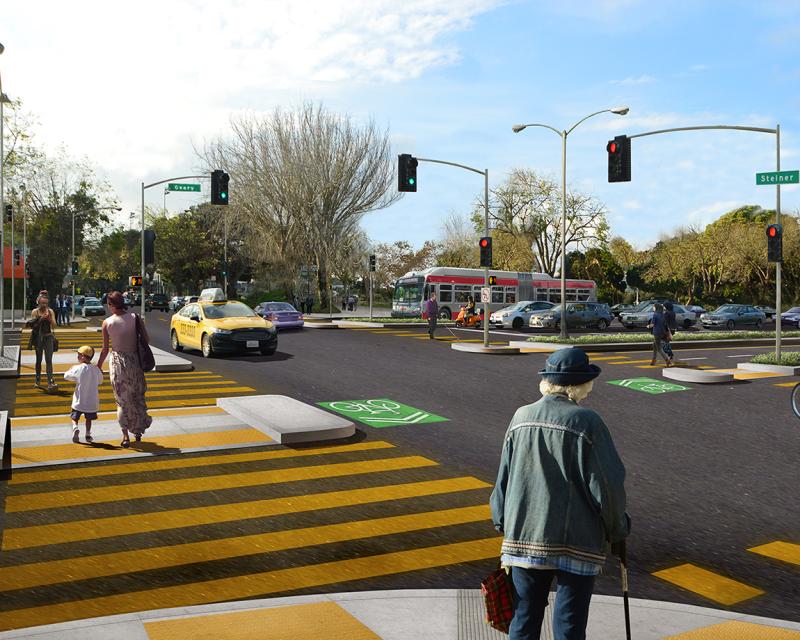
[0,439,500,631]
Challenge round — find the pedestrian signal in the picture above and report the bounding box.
[129,275,143,287]
[488,275,497,285]
[767,224,782,263]
[607,135,631,183]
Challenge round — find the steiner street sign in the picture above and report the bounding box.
[167,183,202,192]
[756,170,799,185]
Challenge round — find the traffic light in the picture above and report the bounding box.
[398,154,418,192]
[767,224,783,262]
[143,229,156,265]
[369,254,376,272]
[129,275,143,287]
[13,249,21,266]
[4,204,11,223]
[71,260,79,276]
[488,275,497,286]
[607,135,631,183]
[479,237,492,268]
[211,169,230,205]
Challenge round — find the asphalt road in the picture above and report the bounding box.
[141,313,800,622]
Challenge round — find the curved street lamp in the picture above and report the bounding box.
[512,106,629,339]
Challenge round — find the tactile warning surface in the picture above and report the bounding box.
[664,620,800,639]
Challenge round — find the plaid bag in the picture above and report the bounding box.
[481,565,514,633]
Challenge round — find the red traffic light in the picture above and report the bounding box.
[607,141,618,154]
[768,226,777,237]
[480,238,490,248]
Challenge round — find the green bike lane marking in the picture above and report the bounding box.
[319,399,449,428]
[607,377,690,395]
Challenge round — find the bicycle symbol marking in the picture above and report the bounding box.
[328,399,403,416]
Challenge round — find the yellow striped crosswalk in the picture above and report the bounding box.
[0,438,498,631]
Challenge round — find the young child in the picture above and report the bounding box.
[64,345,103,443]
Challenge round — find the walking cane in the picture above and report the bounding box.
[619,539,632,640]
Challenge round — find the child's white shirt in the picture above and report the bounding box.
[63,363,103,412]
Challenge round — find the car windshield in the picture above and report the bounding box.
[263,302,295,312]
[202,302,257,319]
[787,307,800,314]
[85,299,101,305]
[508,301,531,311]
[714,305,739,313]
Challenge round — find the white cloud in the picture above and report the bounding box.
[686,200,741,227]
[689,64,709,72]
[623,199,642,209]
[611,74,656,86]
[1,0,502,212]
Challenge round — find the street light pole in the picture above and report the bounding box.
[512,107,630,340]
[0,42,7,353]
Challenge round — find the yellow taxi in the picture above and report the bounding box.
[170,288,277,358]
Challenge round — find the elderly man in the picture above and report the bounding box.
[490,348,630,640]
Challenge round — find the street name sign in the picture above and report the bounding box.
[756,170,799,186]
[319,398,448,428]
[607,377,689,394]
[167,183,202,192]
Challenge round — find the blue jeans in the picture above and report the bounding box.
[509,566,595,640]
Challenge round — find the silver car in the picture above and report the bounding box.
[490,300,555,330]
[701,304,766,330]
[620,303,697,330]
[530,302,614,331]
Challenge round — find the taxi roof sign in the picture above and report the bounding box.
[199,287,226,302]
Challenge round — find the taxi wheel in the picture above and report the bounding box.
[171,329,183,352]
[201,334,215,358]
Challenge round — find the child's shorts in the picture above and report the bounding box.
[71,410,98,422]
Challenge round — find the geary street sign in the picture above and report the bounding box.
[756,170,799,186]
[167,183,202,192]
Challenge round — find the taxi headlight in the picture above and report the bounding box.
[209,327,233,335]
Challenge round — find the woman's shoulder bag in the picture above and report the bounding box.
[134,314,156,372]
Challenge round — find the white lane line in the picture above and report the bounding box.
[680,357,708,361]
[727,354,755,358]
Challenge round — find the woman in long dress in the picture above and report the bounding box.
[96,290,152,448]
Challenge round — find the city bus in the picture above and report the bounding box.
[392,267,597,319]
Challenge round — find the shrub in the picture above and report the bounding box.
[750,351,800,366]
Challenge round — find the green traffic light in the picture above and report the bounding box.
[221,192,227,199]
[408,178,415,185]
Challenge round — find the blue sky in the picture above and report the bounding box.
[5,0,800,250]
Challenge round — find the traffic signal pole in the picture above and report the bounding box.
[628,123,782,359]
[415,157,491,348]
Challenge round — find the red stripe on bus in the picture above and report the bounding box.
[427,275,595,289]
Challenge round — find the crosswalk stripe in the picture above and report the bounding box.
[14,386,255,406]
[0,505,492,592]
[12,397,237,416]
[14,380,241,398]
[609,359,654,365]
[587,355,630,361]
[11,428,272,465]
[11,406,226,427]
[11,441,395,484]
[748,541,800,566]
[0,536,502,631]
[6,456,439,512]
[774,381,799,387]
[652,563,764,605]
[3,476,489,550]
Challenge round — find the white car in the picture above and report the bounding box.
[489,300,555,330]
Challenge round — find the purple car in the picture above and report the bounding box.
[254,301,304,329]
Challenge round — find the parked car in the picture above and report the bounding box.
[253,301,304,329]
[780,307,800,328]
[609,303,637,318]
[684,304,706,317]
[81,297,106,317]
[74,296,87,314]
[529,302,614,331]
[148,293,170,312]
[755,305,776,320]
[700,304,766,330]
[489,300,555,330]
[169,296,186,312]
[619,303,697,330]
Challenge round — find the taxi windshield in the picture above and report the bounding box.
[203,302,257,319]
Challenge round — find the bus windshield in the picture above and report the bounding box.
[394,279,423,303]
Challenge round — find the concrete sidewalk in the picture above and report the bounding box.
[0,590,797,639]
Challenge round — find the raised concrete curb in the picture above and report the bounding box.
[521,336,800,353]
[663,368,734,384]
[151,346,193,372]
[218,395,355,444]
[509,341,566,352]
[1,590,798,640]
[451,343,520,354]
[0,346,21,378]
[304,321,340,330]
[737,362,800,376]
[334,320,386,328]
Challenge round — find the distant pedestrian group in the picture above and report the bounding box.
[54,293,72,326]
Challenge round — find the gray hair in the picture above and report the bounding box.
[539,379,594,404]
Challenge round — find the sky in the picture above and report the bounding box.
[3,0,800,250]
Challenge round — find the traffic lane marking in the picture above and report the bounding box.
[11,428,272,465]
[10,441,395,485]
[0,536,502,631]
[14,385,256,406]
[0,505,491,591]
[11,406,226,428]
[145,602,380,640]
[652,563,764,605]
[5,456,439,512]
[3,477,490,549]
[608,359,656,365]
[14,379,244,397]
[748,541,800,566]
[13,397,249,417]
